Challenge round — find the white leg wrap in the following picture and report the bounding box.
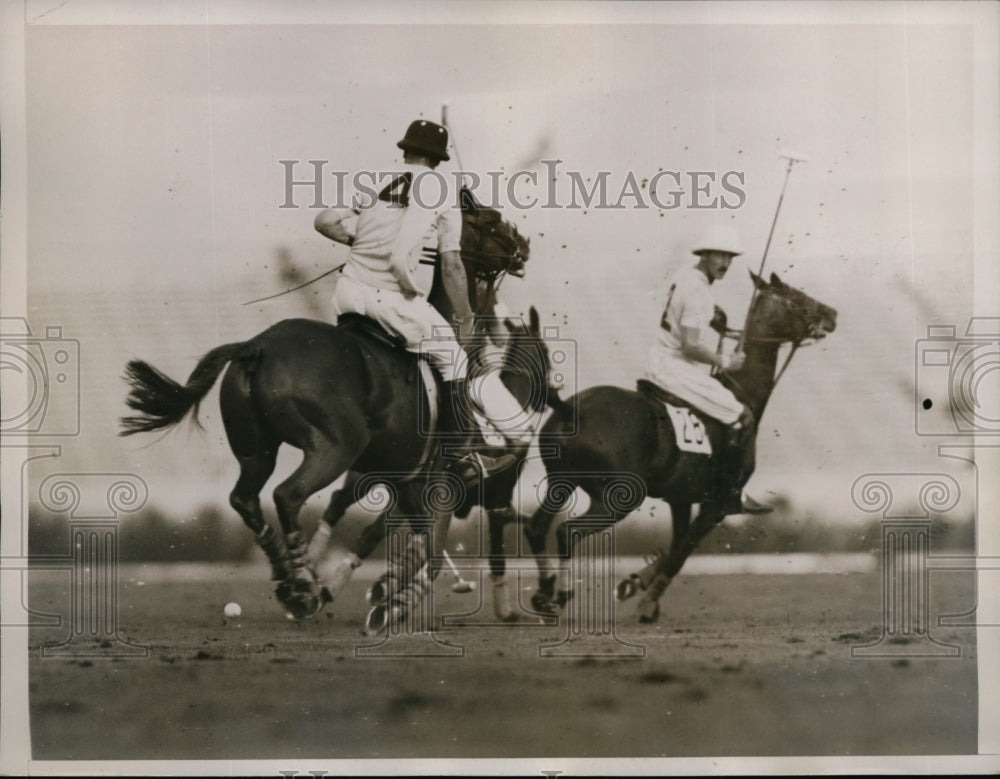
[491,574,514,621]
[324,545,362,595]
[306,522,332,565]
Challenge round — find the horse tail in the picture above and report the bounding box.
[119,341,248,435]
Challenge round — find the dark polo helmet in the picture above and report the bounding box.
[397,119,450,162]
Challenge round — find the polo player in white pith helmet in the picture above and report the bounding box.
[644,224,772,516]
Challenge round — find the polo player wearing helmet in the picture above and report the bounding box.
[315,119,530,484]
[645,224,772,516]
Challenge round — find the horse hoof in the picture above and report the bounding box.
[537,574,556,599]
[276,578,329,620]
[531,592,557,615]
[365,604,388,635]
[555,589,573,607]
[617,576,639,601]
[636,599,660,624]
[282,594,324,621]
[366,578,388,607]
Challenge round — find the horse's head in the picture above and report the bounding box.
[495,305,555,413]
[747,271,837,344]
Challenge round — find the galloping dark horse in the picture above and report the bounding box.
[118,299,552,624]
[304,306,554,624]
[120,188,536,624]
[524,271,837,623]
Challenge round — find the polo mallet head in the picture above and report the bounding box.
[779,150,810,167]
[442,549,476,594]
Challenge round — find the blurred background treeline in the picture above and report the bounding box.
[29,491,974,562]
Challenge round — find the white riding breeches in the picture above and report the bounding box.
[332,273,466,381]
[644,346,743,425]
[332,274,533,443]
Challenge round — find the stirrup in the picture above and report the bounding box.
[723,491,773,516]
[740,493,773,515]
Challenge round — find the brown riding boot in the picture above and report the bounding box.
[721,406,772,516]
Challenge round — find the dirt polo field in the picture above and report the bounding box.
[27,559,977,766]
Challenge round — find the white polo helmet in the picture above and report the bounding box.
[692,224,744,257]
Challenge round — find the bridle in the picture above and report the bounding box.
[717,288,829,390]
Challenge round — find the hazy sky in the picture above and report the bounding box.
[9,2,999,517]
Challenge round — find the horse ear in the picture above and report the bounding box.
[749,270,767,289]
[529,306,540,334]
[769,271,784,288]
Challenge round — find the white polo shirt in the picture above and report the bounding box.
[654,264,717,364]
[344,163,462,296]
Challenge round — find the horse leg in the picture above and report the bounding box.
[524,480,575,613]
[272,442,358,618]
[635,502,725,623]
[553,496,624,606]
[306,470,361,565]
[229,449,284,579]
[307,471,371,598]
[382,489,450,630]
[364,482,419,608]
[219,373,285,580]
[487,504,518,621]
[616,502,691,601]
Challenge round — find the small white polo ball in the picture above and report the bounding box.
[224,602,242,618]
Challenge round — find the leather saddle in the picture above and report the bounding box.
[636,378,697,411]
[336,313,409,351]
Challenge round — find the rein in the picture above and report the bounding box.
[718,284,824,392]
[718,327,814,392]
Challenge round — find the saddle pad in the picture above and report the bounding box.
[664,403,713,455]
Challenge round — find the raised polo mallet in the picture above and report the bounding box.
[442,549,476,594]
[441,101,466,175]
[737,150,809,350]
